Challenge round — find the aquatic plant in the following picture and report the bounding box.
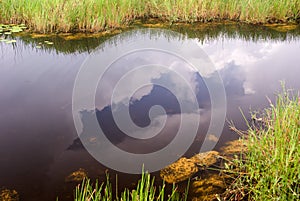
[0,23,27,34]
[225,85,300,200]
[74,171,189,201]
[0,23,26,43]
[0,0,299,33]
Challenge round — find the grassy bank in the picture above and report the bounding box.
[226,87,300,200]
[0,0,299,33]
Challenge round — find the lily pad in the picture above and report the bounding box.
[0,24,27,35]
[11,28,22,33]
[5,40,17,44]
[44,40,54,45]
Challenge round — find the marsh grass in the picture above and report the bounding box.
[225,85,300,200]
[75,171,189,201]
[0,0,299,33]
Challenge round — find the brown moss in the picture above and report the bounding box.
[0,189,19,201]
[220,139,248,157]
[192,173,229,201]
[190,151,220,167]
[160,157,198,183]
[264,24,298,32]
[65,168,88,183]
[160,151,221,183]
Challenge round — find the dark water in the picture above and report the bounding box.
[1,24,300,200]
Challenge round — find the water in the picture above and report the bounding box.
[0,24,300,200]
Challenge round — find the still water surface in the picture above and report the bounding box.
[1,25,300,200]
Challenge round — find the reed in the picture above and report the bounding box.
[0,0,299,33]
[74,171,189,201]
[226,85,300,200]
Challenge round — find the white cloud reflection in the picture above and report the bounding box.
[196,38,296,96]
[95,50,199,111]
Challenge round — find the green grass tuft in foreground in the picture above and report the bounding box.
[227,85,300,200]
[74,171,189,201]
[0,0,299,33]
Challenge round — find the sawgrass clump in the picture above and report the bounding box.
[226,86,300,200]
[0,0,299,33]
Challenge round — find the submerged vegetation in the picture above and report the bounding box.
[0,0,299,33]
[225,86,300,200]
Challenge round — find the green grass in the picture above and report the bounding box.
[226,85,300,200]
[74,171,189,201]
[0,0,299,33]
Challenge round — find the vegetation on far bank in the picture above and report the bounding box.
[0,0,299,33]
[225,86,300,200]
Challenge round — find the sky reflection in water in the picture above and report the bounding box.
[0,28,300,201]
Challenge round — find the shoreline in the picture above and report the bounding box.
[0,0,299,33]
[1,20,299,38]
[1,18,299,35]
